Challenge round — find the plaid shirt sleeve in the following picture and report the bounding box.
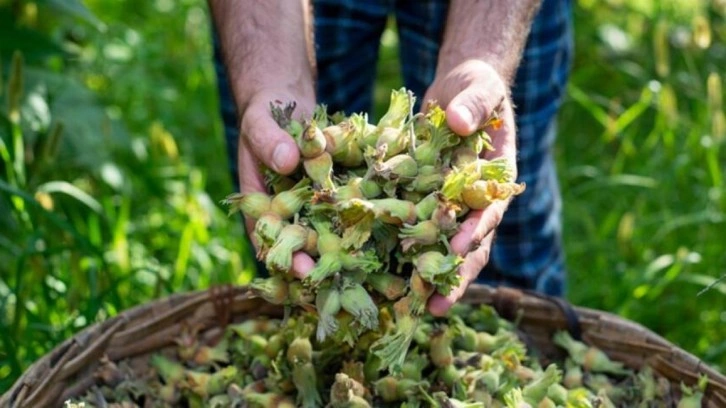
[213,0,574,296]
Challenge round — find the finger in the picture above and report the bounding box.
[291,252,315,279]
[237,137,269,253]
[449,200,510,256]
[241,101,300,175]
[238,120,315,280]
[449,198,506,255]
[446,81,507,136]
[472,200,506,245]
[449,210,483,256]
[428,232,494,316]
[238,134,268,194]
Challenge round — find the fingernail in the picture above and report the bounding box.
[273,143,292,171]
[453,105,475,133]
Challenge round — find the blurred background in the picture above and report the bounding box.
[0,0,724,393]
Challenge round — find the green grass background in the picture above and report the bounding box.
[1,0,724,392]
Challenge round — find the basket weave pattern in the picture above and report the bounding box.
[2,284,724,407]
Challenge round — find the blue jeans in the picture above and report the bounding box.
[212,0,573,296]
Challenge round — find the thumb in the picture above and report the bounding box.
[241,102,300,175]
[446,85,505,136]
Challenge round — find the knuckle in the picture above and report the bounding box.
[472,222,492,244]
[476,243,491,265]
[240,109,261,137]
[469,96,490,118]
[242,105,274,140]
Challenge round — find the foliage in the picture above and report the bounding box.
[557,0,725,371]
[0,0,724,394]
[0,0,251,391]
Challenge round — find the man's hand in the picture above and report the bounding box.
[237,90,316,279]
[423,60,518,316]
[420,0,542,315]
[209,0,317,278]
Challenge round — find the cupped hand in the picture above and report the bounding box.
[237,90,316,279]
[421,59,518,316]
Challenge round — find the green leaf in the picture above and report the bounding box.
[0,178,100,255]
[7,51,23,119]
[0,13,63,64]
[36,180,103,214]
[685,274,726,296]
[36,0,103,27]
[567,83,609,127]
[23,67,129,169]
[643,254,675,281]
[604,86,654,141]
[22,87,51,132]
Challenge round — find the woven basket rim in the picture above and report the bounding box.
[2,284,724,408]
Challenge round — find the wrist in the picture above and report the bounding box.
[234,72,316,115]
[209,0,316,115]
[436,49,514,87]
[436,0,541,85]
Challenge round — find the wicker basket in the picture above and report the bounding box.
[2,284,724,407]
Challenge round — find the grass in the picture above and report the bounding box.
[0,0,724,394]
[558,0,725,367]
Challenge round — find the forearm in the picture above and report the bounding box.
[437,0,542,84]
[208,0,316,110]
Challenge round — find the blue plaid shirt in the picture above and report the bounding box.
[213,0,573,296]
